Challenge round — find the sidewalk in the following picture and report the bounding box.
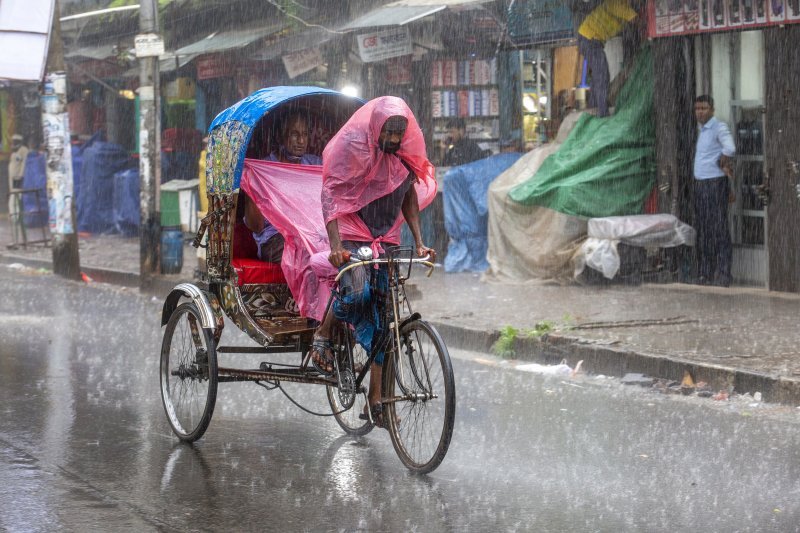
[3,216,800,405]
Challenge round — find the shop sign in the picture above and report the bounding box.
[282,47,323,79]
[506,0,574,46]
[647,0,800,37]
[386,55,412,85]
[357,27,412,63]
[134,33,164,58]
[197,55,235,80]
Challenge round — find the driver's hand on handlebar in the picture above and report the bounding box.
[416,243,436,262]
[328,246,351,268]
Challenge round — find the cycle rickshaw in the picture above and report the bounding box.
[159,87,456,474]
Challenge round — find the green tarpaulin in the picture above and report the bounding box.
[509,47,655,218]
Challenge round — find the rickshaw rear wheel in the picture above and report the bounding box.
[383,320,455,474]
[161,302,218,442]
[326,324,373,436]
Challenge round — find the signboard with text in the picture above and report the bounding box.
[196,54,235,80]
[282,47,323,79]
[134,33,165,58]
[647,0,800,37]
[357,27,412,63]
[506,0,574,46]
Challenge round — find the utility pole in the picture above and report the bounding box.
[136,0,163,289]
[42,0,80,280]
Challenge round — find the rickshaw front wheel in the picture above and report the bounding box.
[383,320,455,474]
[161,302,218,442]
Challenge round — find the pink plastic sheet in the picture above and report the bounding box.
[321,96,436,232]
[241,157,435,321]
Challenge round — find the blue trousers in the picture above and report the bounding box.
[693,177,732,286]
[578,36,609,117]
[333,261,389,365]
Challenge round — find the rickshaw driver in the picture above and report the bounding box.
[244,112,321,262]
[310,99,435,427]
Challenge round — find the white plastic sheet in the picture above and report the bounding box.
[0,0,54,81]
[575,214,695,279]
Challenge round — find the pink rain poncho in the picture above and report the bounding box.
[240,96,436,321]
[321,96,436,252]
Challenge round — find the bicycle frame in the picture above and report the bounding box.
[320,246,435,397]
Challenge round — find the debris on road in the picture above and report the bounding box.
[516,358,583,378]
[621,373,655,386]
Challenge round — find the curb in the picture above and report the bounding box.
[0,253,182,295]
[430,321,800,407]
[5,252,800,406]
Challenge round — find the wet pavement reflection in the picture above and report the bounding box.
[1,267,799,531]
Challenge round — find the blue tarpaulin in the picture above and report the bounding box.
[443,152,523,272]
[113,166,140,236]
[21,151,47,228]
[77,142,130,233]
[72,144,83,205]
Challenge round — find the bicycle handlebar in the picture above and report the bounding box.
[334,255,435,283]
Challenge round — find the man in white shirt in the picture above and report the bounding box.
[7,134,29,218]
[692,95,736,287]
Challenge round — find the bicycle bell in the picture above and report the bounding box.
[356,246,373,261]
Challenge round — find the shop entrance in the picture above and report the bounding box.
[697,30,768,287]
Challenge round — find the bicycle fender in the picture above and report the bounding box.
[160,283,222,331]
[399,312,421,332]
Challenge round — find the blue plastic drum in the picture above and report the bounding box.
[160,226,184,274]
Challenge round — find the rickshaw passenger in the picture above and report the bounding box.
[244,112,321,262]
[311,97,435,427]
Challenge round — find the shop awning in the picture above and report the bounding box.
[342,6,446,30]
[341,0,492,30]
[250,26,339,61]
[0,0,55,81]
[158,52,200,72]
[65,44,116,61]
[175,24,284,56]
[120,52,200,79]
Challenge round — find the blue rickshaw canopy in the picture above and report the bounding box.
[206,86,363,192]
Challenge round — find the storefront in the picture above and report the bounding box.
[506,0,577,147]
[649,0,800,291]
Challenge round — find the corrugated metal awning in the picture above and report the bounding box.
[0,0,55,81]
[175,24,284,56]
[341,0,491,30]
[250,26,339,61]
[65,44,116,60]
[341,6,446,30]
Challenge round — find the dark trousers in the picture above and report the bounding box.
[258,233,284,263]
[693,177,732,286]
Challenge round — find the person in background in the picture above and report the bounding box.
[7,134,29,217]
[244,113,321,262]
[692,94,736,287]
[442,117,484,167]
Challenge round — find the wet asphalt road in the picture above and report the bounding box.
[1,266,800,532]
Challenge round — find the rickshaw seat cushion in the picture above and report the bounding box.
[233,221,259,259]
[231,258,286,285]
